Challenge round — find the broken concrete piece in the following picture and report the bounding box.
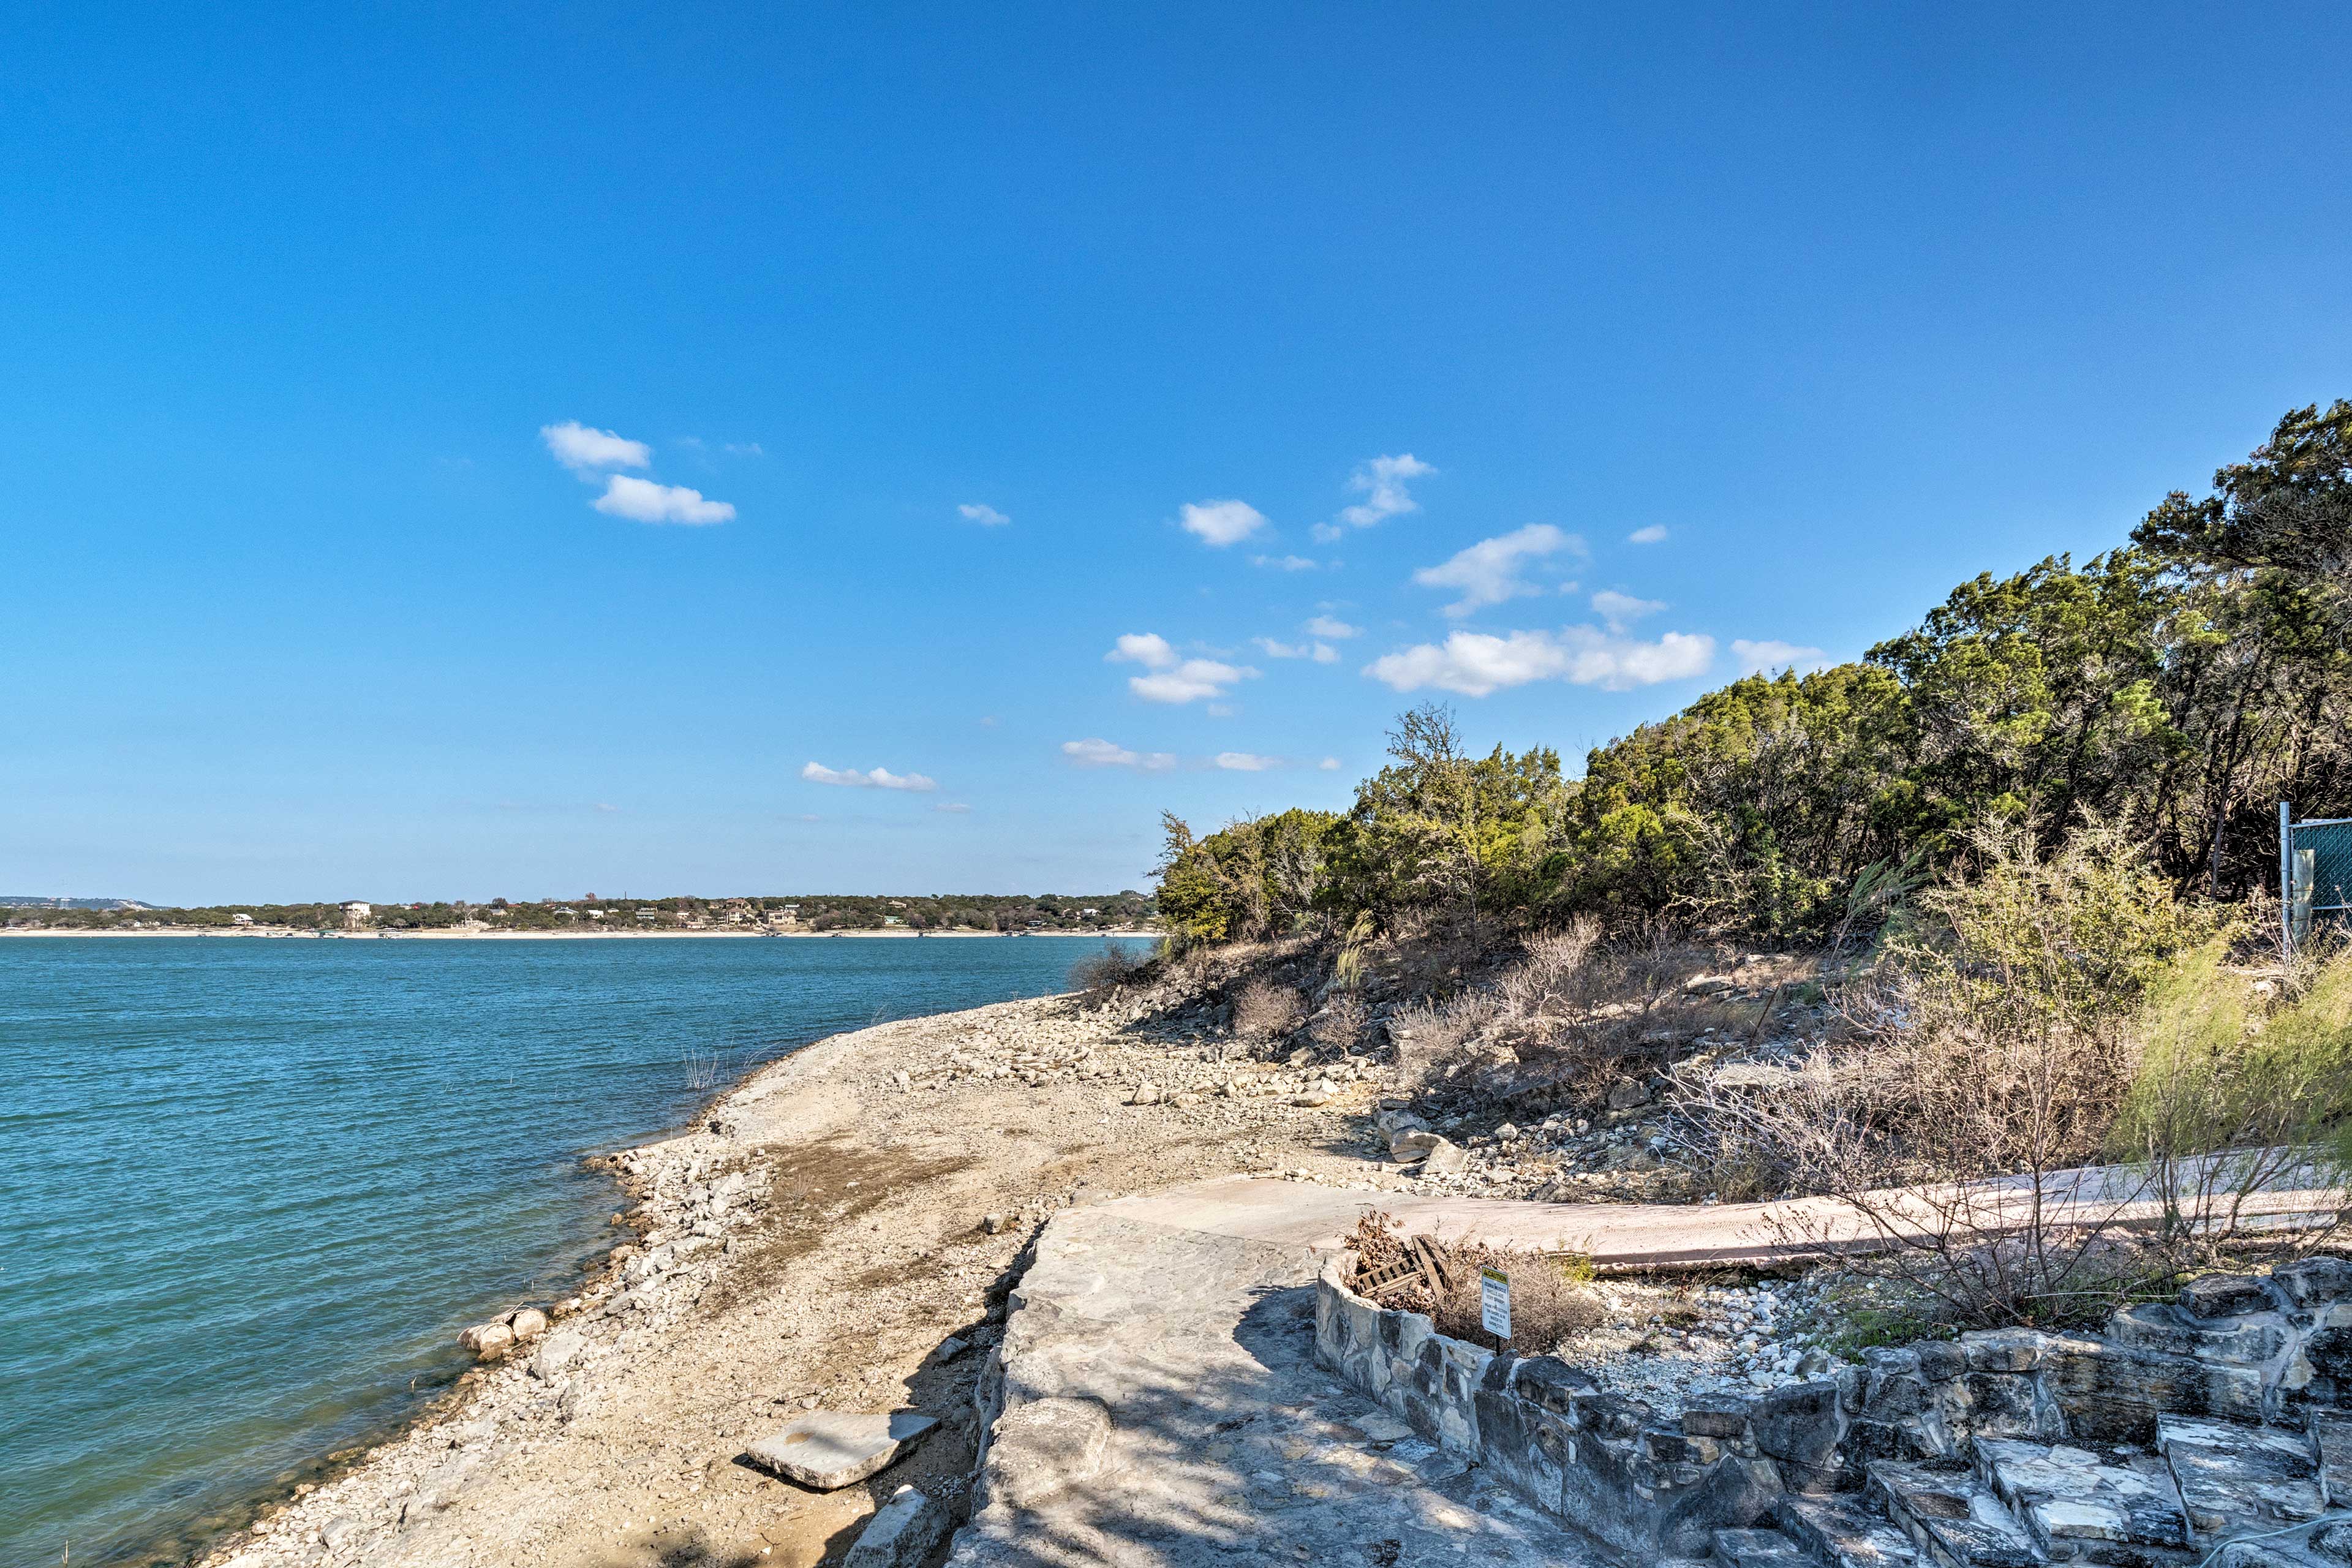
[844,1485,950,1568]
[744,1411,938,1491]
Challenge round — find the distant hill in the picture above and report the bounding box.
[0,896,151,910]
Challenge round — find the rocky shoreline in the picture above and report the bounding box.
[191,978,1424,1568]
[179,944,1874,1568]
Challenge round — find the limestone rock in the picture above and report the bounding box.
[844,1485,949,1568]
[1126,1080,1162,1106]
[2177,1273,2274,1319]
[507,1306,549,1343]
[1607,1076,1649,1109]
[1421,1138,1471,1175]
[530,1326,587,1378]
[743,1411,938,1491]
[1390,1127,1443,1161]
[458,1321,514,1357]
[979,1396,1112,1510]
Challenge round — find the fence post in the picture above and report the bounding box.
[2281,800,2294,956]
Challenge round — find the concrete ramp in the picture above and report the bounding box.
[1099,1163,2347,1272]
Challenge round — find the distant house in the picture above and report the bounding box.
[341,901,372,929]
[636,908,660,923]
[232,913,254,926]
[881,915,903,927]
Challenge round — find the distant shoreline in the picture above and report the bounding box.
[0,926,1162,941]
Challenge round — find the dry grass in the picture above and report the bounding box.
[1348,1210,1606,1349]
[1389,916,1758,1112]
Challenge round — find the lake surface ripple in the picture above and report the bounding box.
[0,935,1141,1567]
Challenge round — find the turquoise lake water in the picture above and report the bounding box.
[0,934,1145,1568]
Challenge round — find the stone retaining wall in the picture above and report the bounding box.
[1313,1254,2352,1559]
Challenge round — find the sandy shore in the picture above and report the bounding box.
[197,976,1395,1568]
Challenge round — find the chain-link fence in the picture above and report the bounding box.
[2282,804,2352,949]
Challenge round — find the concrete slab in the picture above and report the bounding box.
[743,1411,938,1491]
[947,1209,1606,1567]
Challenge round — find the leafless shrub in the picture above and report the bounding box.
[1312,989,1371,1053]
[1492,918,1602,1022]
[1390,989,1493,1092]
[1233,978,1306,1040]
[1068,943,1153,1005]
[1348,1211,1605,1349]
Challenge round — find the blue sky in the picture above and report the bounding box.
[6,4,2350,904]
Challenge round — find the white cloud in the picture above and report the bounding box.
[1732,638,1833,676]
[1310,523,1344,544]
[1412,524,1580,617]
[541,421,652,472]
[934,802,973,813]
[1061,737,1177,771]
[594,475,736,526]
[1178,499,1267,547]
[1305,615,1360,639]
[1251,554,1317,571]
[1318,756,1341,771]
[1131,662,1252,703]
[1627,524,1669,545]
[1338,453,1436,529]
[1591,589,1667,632]
[725,442,765,458]
[1215,752,1280,771]
[959,502,1011,527]
[1108,632,1177,668]
[1365,626,1716,696]
[1253,637,1341,663]
[800,762,939,791]
[1107,633,1256,704]
[1205,703,1237,718]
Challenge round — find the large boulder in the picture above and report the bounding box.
[458,1321,514,1358]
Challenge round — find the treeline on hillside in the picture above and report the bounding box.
[6,891,1156,933]
[1157,402,2352,943]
